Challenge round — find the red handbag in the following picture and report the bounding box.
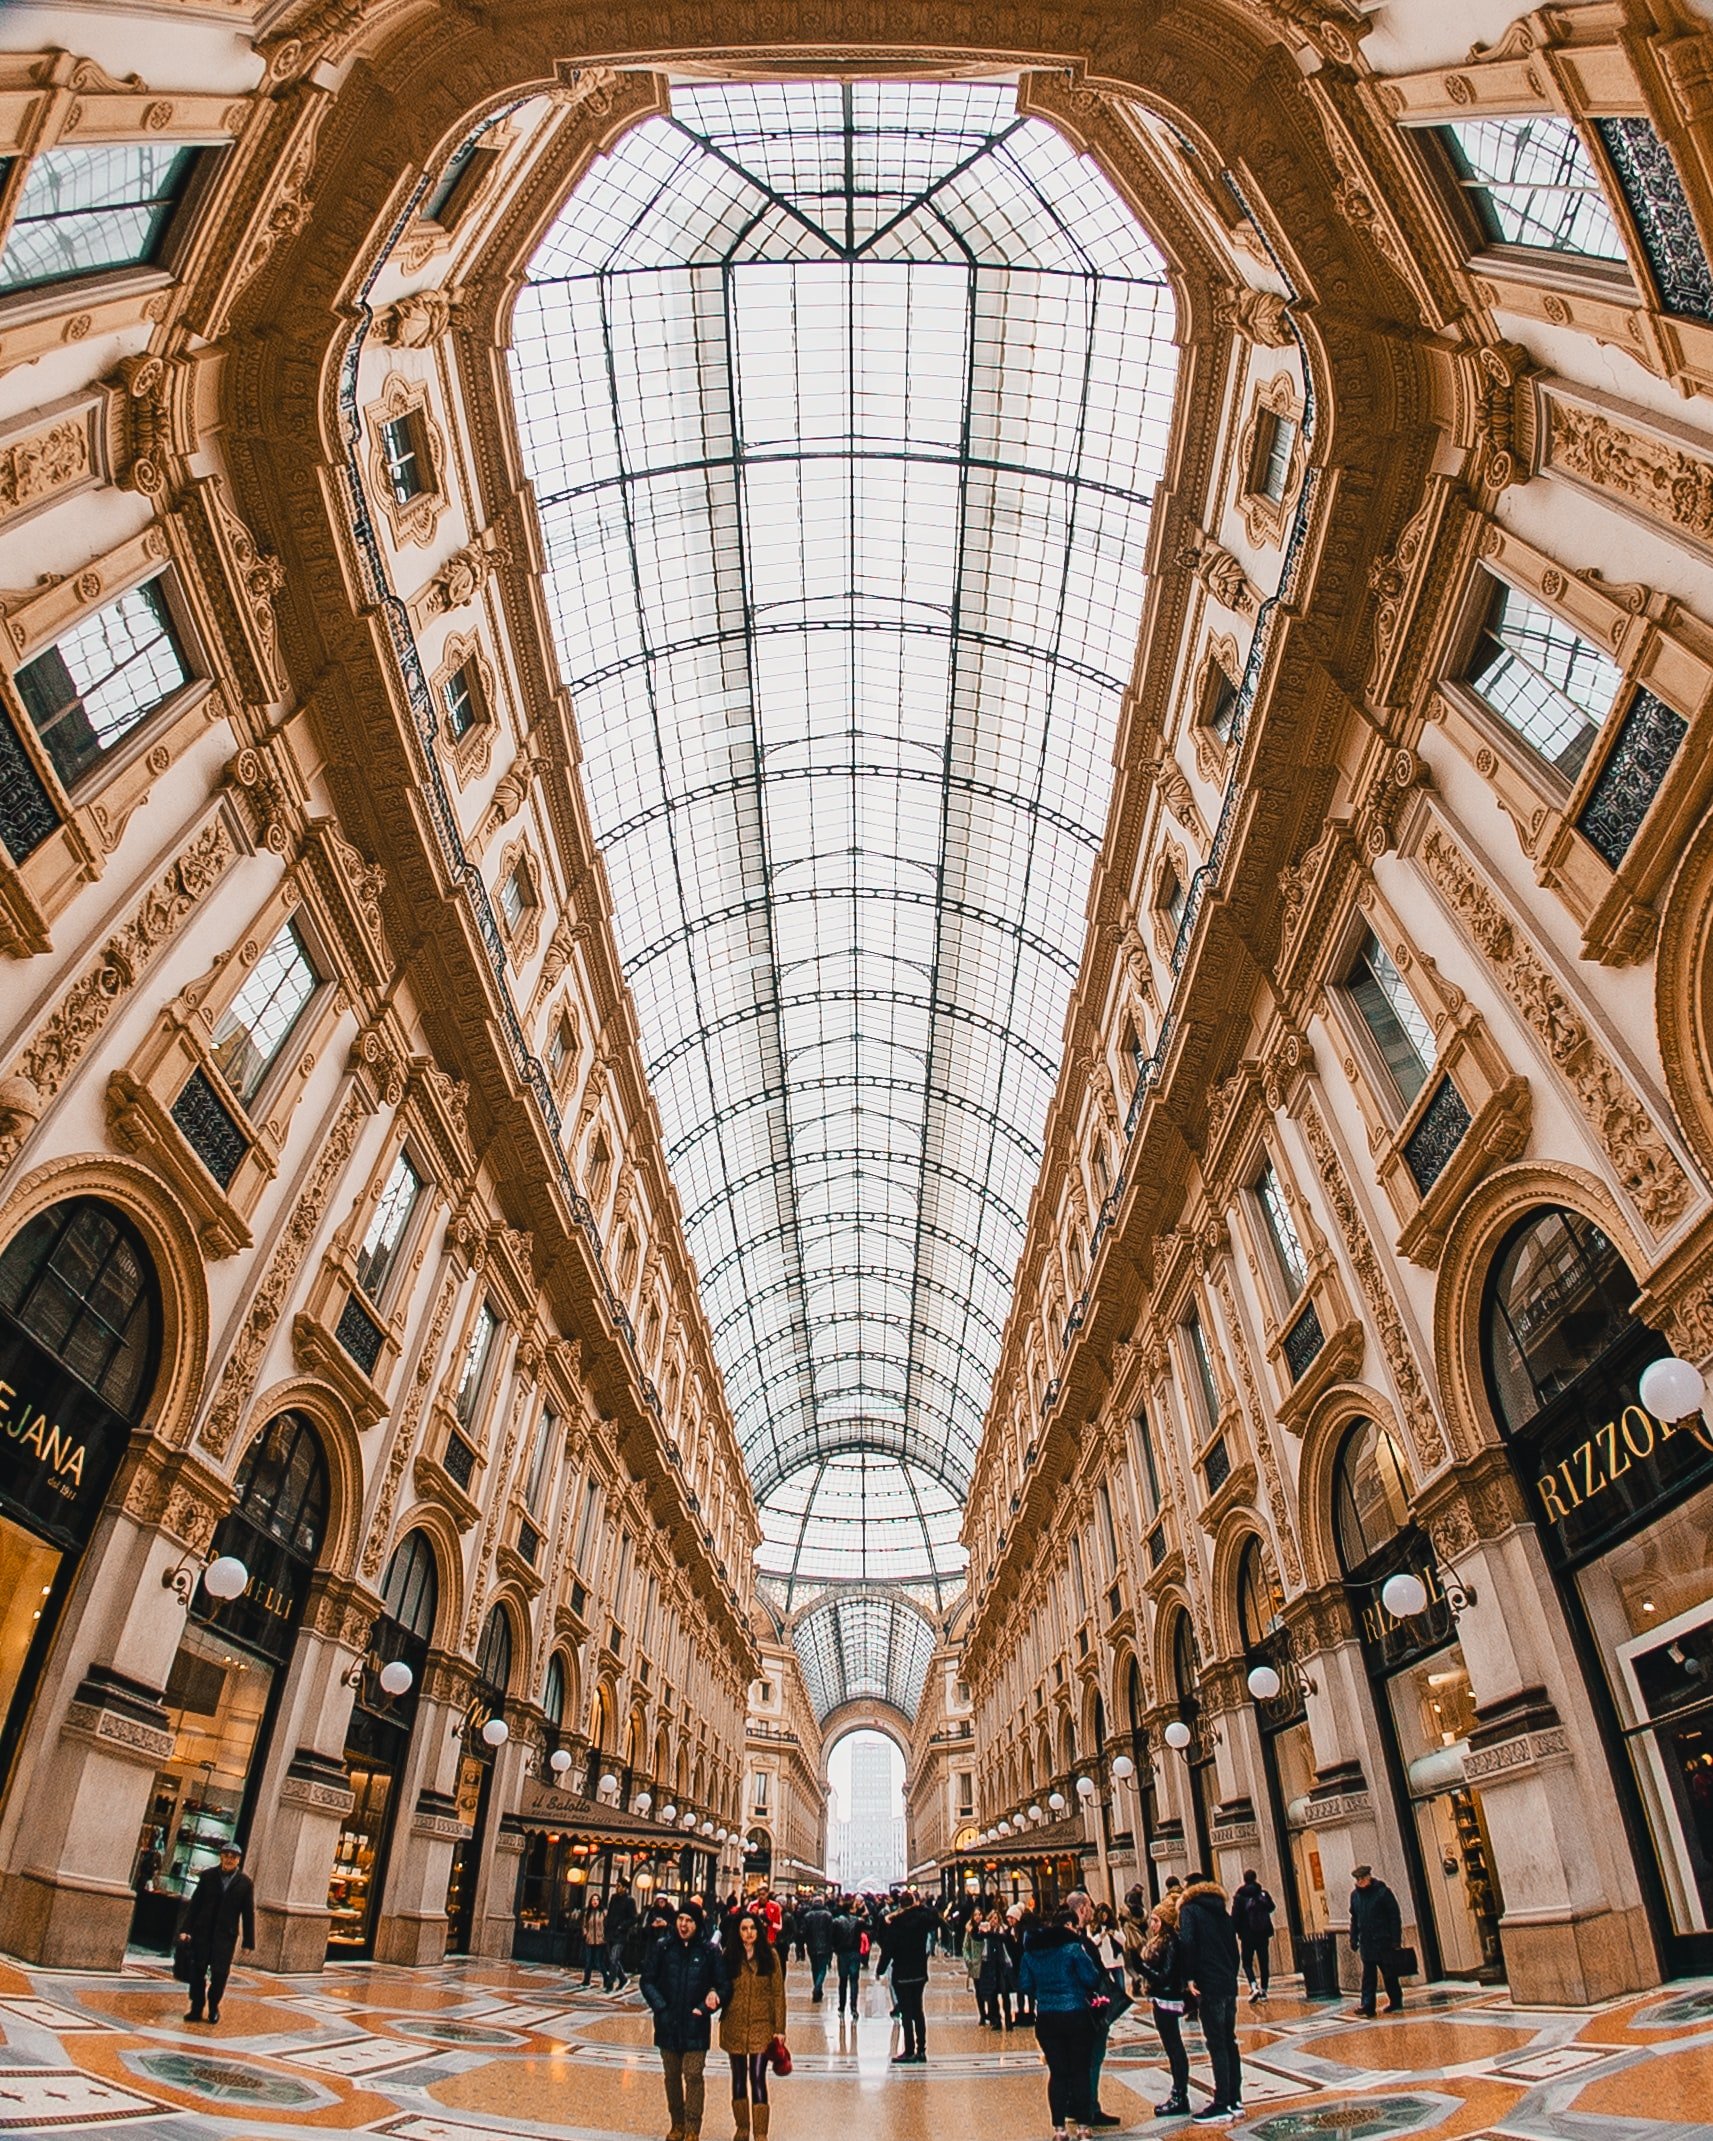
[767,2035,792,2076]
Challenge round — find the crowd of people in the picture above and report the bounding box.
[576,1859,1409,2141]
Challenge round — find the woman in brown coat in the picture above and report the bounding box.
[719,1910,786,2139]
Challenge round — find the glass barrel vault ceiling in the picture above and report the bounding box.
[509,79,1177,1697]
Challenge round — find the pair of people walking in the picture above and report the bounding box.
[1134,1874,1245,2126]
[641,1905,787,2141]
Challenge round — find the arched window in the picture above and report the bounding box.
[1483,1206,1638,1436]
[206,1412,329,1660]
[380,1528,438,1645]
[475,1603,512,1700]
[542,1651,566,1730]
[1332,1418,1413,1575]
[1172,1610,1199,1706]
[0,1198,159,1417]
[1237,1536,1283,1652]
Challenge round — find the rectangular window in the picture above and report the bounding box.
[574,1478,602,1571]
[957,1771,974,1815]
[499,864,529,931]
[380,414,427,503]
[208,918,318,1105]
[1254,413,1296,503]
[753,1771,769,1811]
[355,1152,421,1300]
[13,579,192,791]
[1162,871,1187,935]
[0,144,202,296]
[547,1019,571,1083]
[454,1302,498,1426]
[1438,116,1625,260]
[1345,930,1434,1108]
[1185,1311,1221,1428]
[1255,1160,1308,1297]
[1098,1480,1119,1570]
[423,139,497,229]
[1468,578,1623,782]
[524,1406,557,1513]
[1134,1407,1161,1518]
[442,663,479,740]
[1205,666,1240,743]
[1070,1532,1087,1612]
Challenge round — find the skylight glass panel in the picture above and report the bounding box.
[511,79,1177,1654]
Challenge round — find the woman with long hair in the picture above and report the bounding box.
[1137,1895,1191,2120]
[718,1909,786,2140]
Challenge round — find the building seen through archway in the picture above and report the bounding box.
[0,0,1712,2056]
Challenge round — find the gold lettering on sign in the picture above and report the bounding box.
[1534,1404,1713,1526]
[0,1379,89,1496]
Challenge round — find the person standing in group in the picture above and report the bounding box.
[884,1889,936,2063]
[971,1904,1016,2030]
[829,1898,863,2017]
[1137,1896,1192,2121]
[721,1910,787,2140]
[1174,1871,1244,2125]
[1348,1865,1406,2017]
[1231,1869,1276,2002]
[1005,1901,1036,2020]
[801,1894,834,2003]
[1019,1901,1106,2141]
[1077,1894,1129,2129]
[1119,1883,1152,1995]
[641,1902,723,2141]
[606,1880,639,1990]
[175,1842,256,2027]
[581,1894,610,1988]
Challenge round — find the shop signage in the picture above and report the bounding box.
[1535,1404,1713,1527]
[0,1320,130,1546]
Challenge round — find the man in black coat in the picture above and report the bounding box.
[1175,1873,1244,2122]
[883,1893,937,2063]
[605,1880,639,1988]
[175,1843,256,2025]
[828,1898,863,2016]
[1348,1865,1406,2016]
[641,1903,723,2141]
[801,1897,835,2003]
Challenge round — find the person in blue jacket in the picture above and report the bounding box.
[1019,1903,1107,2140]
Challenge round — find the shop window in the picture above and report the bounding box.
[0,1197,159,1419]
[1342,930,1434,1110]
[1332,1417,1415,1574]
[0,143,204,296]
[1435,117,1625,262]
[208,917,319,1106]
[13,577,193,793]
[354,1151,422,1302]
[1482,1206,1637,1438]
[1237,1536,1284,1651]
[1254,1159,1307,1299]
[454,1301,500,1428]
[1467,577,1624,787]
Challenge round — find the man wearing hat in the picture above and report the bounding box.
[175,1842,256,2026]
[640,1900,723,2141]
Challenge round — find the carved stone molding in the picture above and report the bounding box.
[373,290,456,348]
[1414,1442,1529,1563]
[1212,285,1293,347]
[1543,390,1713,555]
[0,408,97,525]
[1179,526,1259,618]
[1418,823,1691,1233]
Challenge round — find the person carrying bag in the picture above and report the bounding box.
[719,1909,787,2141]
[1137,1897,1191,2121]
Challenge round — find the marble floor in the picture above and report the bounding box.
[0,1946,1707,2141]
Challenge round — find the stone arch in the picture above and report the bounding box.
[542,1639,580,1726]
[1656,799,1713,1189]
[381,1499,467,1652]
[236,1374,368,1583]
[1432,1160,1649,1469]
[589,1675,618,1751]
[624,1699,649,1769]
[1208,1511,1277,1662]
[817,1705,912,1780]
[0,1153,208,1456]
[652,1723,672,1781]
[1057,1702,1077,1774]
[1294,1381,1418,1594]
[1079,1674,1105,1758]
[1149,1586,1196,1698]
[482,1584,532,1695]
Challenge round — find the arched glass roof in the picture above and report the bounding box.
[511,79,1176,1629]
[793,1588,937,1723]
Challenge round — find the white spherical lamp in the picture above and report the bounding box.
[599,1772,620,1795]
[1110,1754,1135,1782]
[378,1658,414,1699]
[1028,1803,1044,1823]
[549,1747,574,1777]
[1075,1775,1096,1801]
[682,1811,698,1831]
[660,1803,677,1823]
[701,1820,715,1835]
[1164,1720,1192,1752]
[1047,1790,1066,1813]
[202,1555,249,1601]
[480,1714,508,1748]
[633,1790,653,1814]
[1380,1570,1428,1621]
[1641,1355,1707,1423]
[1246,1664,1283,1702]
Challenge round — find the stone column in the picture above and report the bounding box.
[372,1649,468,1965]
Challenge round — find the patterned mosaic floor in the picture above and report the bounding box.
[0,1947,1706,2140]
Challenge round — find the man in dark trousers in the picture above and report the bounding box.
[176,1842,256,2025]
[883,1890,937,2063]
[801,1894,835,2002]
[1348,1865,1405,2016]
[1231,1868,1276,2001]
[640,1901,723,2141]
[605,1880,639,1989]
[1175,1870,1244,2124]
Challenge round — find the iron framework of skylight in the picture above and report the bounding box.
[510,80,1177,1634]
[792,1587,937,1723]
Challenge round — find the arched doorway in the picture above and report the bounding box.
[1480,1205,1713,1974]
[0,1199,161,1799]
[1168,1610,1213,1870]
[137,1410,330,1946]
[1124,1657,1161,1905]
[446,1603,512,1954]
[1236,1537,1320,1956]
[328,1526,438,1956]
[1331,1418,1503,1982]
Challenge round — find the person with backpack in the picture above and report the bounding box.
[801,1895,834,2003]
[1018,1901,1106,2141]
[829,1898,863,2017]
[1230,1868,1277,2001]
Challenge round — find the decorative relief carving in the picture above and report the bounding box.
[1179,527,1259,618]
[361,1267,459,1580]
[1212,286,1293,347]
[373,290,456,347]
[0,820,235,1176]
[199,1085,371,1456]
[1208,1258,1303,1586]
[1468,342,1537,490]
[1297,1093,1449,1470]
[415,534,509,621]
[0,418,91,521]
[1419,825,1691,1230]
[1545,396,1713,553]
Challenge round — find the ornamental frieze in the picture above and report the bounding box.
[1544,391,1713,554]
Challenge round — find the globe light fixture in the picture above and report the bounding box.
[1110,1754,1135,1782]
[1028,1803,1044,1823]
[660,1803,678,1823]
[480,1715,508,1748]
[1047,1790,1066,1813]
[634,1790,653,1814]
[549,1747,574,1777]
[1164,1720,1192,1752]
[378,1658,414,1698]
[1247,1664,1283,1702]
[1075,1775,1096,1801]
[701,1819,715,1834]
[203,1555,249,1601]
[599,1772,620,1795]
[682,1811,698,1830]
[1640,1355,1707,1423]
[1380,1570,1429,1621]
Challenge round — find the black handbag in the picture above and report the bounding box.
[1102,1976,1135,2024]
[171,1939,195,1983]
[1394,1946,1419,1978]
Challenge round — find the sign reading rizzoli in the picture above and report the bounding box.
[1528,1376,1713,1567]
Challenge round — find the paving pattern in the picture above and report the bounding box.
[0,1947,1706,2140]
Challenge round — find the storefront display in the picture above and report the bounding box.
[0,1201,160,1794]
[1387,1647,1503,1976]
[446,1604,511,1954]
[1484,1205,1713,1973]
[131,1411,328,1950]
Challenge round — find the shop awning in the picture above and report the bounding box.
[952,1813,1091,1859]
[513,1780,718,1849]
